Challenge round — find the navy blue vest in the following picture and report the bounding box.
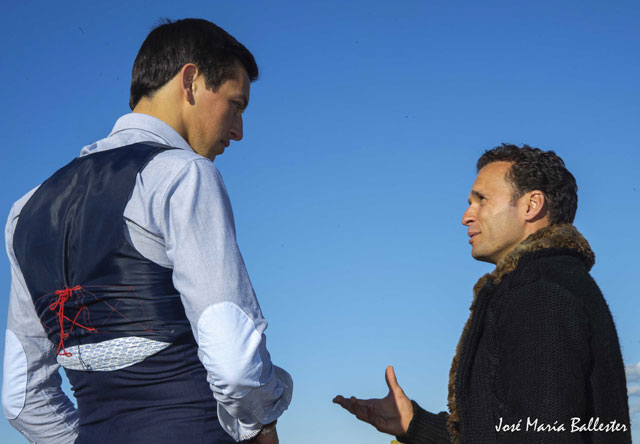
[13,144,239,443]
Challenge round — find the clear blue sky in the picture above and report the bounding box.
[1,1,638,442]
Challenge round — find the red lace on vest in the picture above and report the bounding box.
[49,285,97,357]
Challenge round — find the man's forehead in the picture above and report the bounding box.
[479,161,512,175]
[468,161,514,199]
[475,162,512,185]
[231,63,251,86]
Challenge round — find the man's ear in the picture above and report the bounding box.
[523,190,547,222]
[180,64,198,105]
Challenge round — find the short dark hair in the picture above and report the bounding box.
[129,18,259,110]
[477,144,578,224]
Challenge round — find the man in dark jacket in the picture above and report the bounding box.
[334,144,631,443]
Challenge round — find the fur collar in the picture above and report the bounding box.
[446,224,594,442]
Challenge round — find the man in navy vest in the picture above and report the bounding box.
[3,19,292,444]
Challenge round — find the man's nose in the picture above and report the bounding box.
[230,116,243,141]
[462,206,474,226]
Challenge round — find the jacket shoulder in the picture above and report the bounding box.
[507,250,598,300]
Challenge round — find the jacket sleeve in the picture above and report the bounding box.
[396,401,451,444]
[393,278,592,444]
[158,158,292,442]
[3,201,79,443]
[493,277,591,443]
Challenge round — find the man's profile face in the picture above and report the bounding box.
[185,67,251,161]
[462,161,528,264]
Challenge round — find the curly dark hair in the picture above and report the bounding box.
[477,144,578,224]
[129,18,258,110]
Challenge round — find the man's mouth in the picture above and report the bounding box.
[468,232,480,244]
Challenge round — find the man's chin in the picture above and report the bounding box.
[209,146,226,162]
[471,249,497,265]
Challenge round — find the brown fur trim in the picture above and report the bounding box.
[445,224,594,441]
[490,224,594,285]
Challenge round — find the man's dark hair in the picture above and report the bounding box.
[129,18,259,110]
[477,144,578,224]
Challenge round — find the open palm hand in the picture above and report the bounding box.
[333,366,414,436]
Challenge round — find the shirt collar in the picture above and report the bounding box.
[80,113,194,156]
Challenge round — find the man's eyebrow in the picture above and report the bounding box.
[468,190,485,204]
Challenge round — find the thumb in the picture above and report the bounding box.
[385,365,403,394]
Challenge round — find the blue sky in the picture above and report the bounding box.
[1,1,639,442]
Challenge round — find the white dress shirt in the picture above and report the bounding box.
[2,113,292,442]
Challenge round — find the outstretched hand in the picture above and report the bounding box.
[333,366,414,436]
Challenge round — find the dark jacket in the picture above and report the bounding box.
[398,224,631,444]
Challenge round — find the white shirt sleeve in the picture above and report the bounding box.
[3,199,79,444]
[156,157,292,441]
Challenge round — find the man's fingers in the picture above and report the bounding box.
[333,395,353,413]
[334,395,377,424]
[333,395,363,416]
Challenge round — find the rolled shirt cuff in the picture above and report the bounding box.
[217,366,293,441]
